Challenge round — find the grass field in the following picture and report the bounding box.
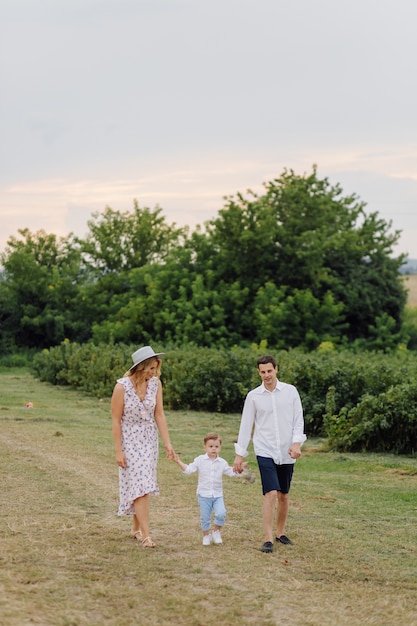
[1,369,417,626]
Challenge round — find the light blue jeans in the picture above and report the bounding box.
[197,495,226,531]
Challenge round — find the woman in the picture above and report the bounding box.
[111,345,174,548]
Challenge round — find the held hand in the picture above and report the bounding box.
[240,467,256,484]
[233,455,244,474]
[165,443,175,460]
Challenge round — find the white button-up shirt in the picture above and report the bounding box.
[182,454,238,497]
[234,380,306,465]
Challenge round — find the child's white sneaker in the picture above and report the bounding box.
[202,534,212,546]
[212,530,223,544]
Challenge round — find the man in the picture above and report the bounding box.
[233,355,306,553]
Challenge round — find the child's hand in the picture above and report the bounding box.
[240,467,256,484]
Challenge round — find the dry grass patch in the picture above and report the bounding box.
[1,369,417,626]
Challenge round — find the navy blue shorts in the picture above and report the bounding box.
[256,456,294,495]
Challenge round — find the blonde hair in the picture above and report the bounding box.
[204,432,222,445]
[125,356,162,384]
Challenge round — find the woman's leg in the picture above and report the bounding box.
[133,494,151,539]
[131,513,140,535]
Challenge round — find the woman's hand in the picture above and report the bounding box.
[164,443,175,460]
[116,451,127,468]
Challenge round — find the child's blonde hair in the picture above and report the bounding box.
[204,432,222,445]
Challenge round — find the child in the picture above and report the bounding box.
[173,432,247,546]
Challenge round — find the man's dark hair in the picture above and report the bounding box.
[257,355,277,368]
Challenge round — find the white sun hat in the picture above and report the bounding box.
[129,346,165,371]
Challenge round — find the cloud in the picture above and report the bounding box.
[1,0,417,260]
[1,151,416,259]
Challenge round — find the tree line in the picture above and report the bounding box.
[0,166,414,355]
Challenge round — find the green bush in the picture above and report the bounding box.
[0,352,31,368]
[32,341,417,453]
[33,340,80,385]
[324,382,417,454]
[33,341,134,397]
[276,350,417,437]
[32,342,260,410]
[161,345,258,412]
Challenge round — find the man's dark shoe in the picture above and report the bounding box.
[275,535,293,545]
[261,541,273,553]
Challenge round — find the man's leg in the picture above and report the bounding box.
[276,491,290,538]
[275,464,294,541]
[262,490,278,543]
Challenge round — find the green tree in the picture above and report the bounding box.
[0,229,85,349]
[253,283,346,349]
[0,168,409,353]
[203,166,407,347]
[203,193,280,292]
[79,202,187,275]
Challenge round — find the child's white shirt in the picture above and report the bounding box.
[182,453,238,497]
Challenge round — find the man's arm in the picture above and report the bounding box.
[289,388,307,457]
[233,393,256,471]
[233,454,245,473]
[288,442,302,459]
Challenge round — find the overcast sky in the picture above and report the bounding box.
[1,0,416,259]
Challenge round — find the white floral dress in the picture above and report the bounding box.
[117,376,160,515]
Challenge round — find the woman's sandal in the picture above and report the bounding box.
[131,529,143,541]
[141,536,156,548]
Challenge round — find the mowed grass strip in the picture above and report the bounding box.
[1,369,417,626]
